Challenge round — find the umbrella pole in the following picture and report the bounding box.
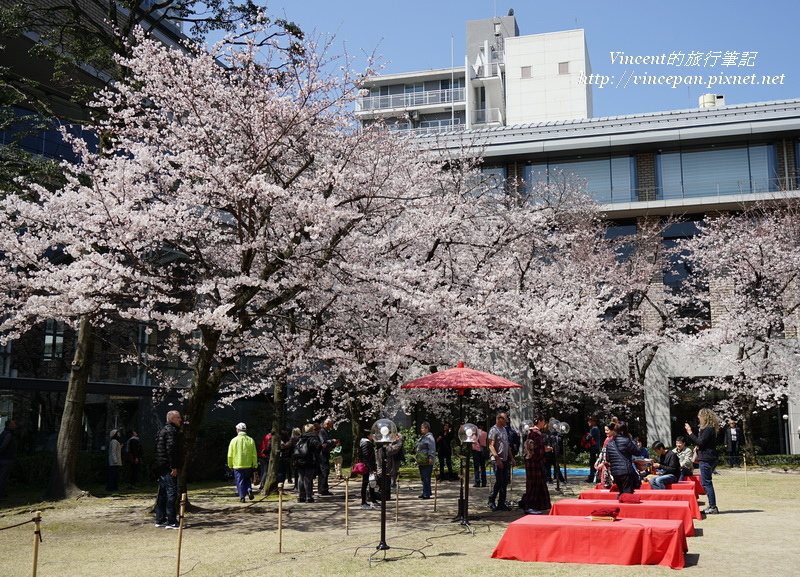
[458,392,465,517]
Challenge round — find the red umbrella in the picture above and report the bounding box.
[400,362,522,393]
[400,362,522,420]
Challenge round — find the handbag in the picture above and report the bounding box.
[692,446,700,464]
[415,452,430,466]
[352,462,368,475]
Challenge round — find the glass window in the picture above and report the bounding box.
[662,218,710,326]
[471,166,506,198]
[521,66,532,79]
[558,62,569,74]
[404,82,424,106]
[656,144,777,199]
[43,319,65,360]
[523,157,636,204]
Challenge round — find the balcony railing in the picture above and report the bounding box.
[598,177,795,206]
[655,177,781,200]
[410,123,467,136]
[473,108,502,124]
[356,88,465,112]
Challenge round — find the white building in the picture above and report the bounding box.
[355,11,592,133]
[357,12,800,453]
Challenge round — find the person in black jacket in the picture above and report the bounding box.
[686,408,721,514]
[293,424,322,503]
[0,419,18,500]
[724,419,743,467]
[358,429,379,509]
[649,441,680,489]
[436,423,454,480]
[605,421,641,495]
[125,430,144,490]
[154,410,183,528]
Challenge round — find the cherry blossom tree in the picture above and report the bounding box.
[1,2,304,499]
[675,204,800,461]
[596,217,691,430]
[458,176,616,419]
[0,28,494,494]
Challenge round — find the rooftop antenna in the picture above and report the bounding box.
[451,35,455,127]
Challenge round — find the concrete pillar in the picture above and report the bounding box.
[643,357,672,446]
[787,375,800,454]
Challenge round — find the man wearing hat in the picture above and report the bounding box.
[228,422,258,502]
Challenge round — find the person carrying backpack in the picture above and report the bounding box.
[292,424,321,503]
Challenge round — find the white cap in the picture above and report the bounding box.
[236,422,246,431]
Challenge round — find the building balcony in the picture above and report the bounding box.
[473,108,502,125]
[356,88,466,113]
[601,178,800,219]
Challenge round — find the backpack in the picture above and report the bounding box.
[292,435,313,465]
[580,432,597,450]
[506,425,520,455]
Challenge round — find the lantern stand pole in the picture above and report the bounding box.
[354,432,426,567]
[432,433,488,536]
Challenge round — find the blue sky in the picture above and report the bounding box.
[262,0,798,117]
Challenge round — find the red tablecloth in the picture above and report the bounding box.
[492,515,686,569]
[550,498,695,536]
[681,474,706,495]
[579,489,702,520]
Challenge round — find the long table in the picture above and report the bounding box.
[640,481,696,491]
[578,489,702,520]
[492,515,686,569]
[596,481,696,492]
[550,498,695,536]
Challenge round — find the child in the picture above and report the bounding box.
[331,439,343,480]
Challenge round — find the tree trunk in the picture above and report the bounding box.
[261,375,286,496]
[44,315,94,500]
[740,395,757,465]
[179,327,224,496]
[347,396,367,466]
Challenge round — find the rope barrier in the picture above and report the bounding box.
[0,513,43,577]
[0,518,37,531]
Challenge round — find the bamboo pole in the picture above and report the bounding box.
[31,510,42,577]
[743,454,748,487]
[433,475,438,512]
[394,478,399,523]
[277,482,284,553]
[345,477,350,536]
[175,493,187,577]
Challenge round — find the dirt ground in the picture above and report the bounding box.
[0,467,798,577]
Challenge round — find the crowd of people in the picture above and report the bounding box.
[0,403,736,521]
[146,407,724,525]
[592,409,722,514]
[10,405,723,526]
